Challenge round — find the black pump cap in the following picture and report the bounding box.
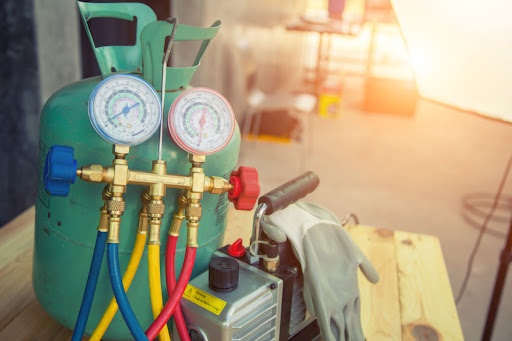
[209,257,239,292]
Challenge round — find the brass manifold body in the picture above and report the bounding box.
[79,145,234,247]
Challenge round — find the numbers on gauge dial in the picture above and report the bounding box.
[89,74,161,146]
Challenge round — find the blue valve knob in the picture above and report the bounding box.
[43,145,77,196]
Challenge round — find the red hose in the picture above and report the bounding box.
[146,246,196,341]
[165,236,191,341]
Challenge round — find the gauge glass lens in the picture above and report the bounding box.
[89,74,161,146]
[168,87,235,155]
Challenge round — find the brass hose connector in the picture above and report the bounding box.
[147,193,165,245]
[141,187,151,206]
[137,211,149,235]
[97,208,109,233]
[147,201,165,218]
[185,203,202,222]
[107,216,122,243]
[186,221,199,248]
[169,191,187,237]
[107,197,126,216]
[97,185,112,233]
[137,187,151,235]
[148,218,162,245]
[169,210,185,237]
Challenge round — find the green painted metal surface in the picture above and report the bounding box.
[77,1,156,76]
[140,19,221,90]
[34,4,235,340]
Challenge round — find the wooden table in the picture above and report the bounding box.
[0,207,464,340]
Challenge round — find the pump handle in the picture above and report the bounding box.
[258,171,319,215]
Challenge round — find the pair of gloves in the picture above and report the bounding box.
[261,202,379,341]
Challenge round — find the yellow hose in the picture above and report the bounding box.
[89,232,147,341]
[148,244,172,341]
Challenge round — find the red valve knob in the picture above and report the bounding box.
[228,238,246,257]
[228,166,260,211]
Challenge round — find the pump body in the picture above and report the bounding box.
[33,3,237,339]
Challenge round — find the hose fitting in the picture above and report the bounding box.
[107,216,122,243]
[186,221,199,248]
[136,187,151,235]
[169,191,187,237]
[97,208,109,233]
[148,218,162,245]
[137,211,149,235]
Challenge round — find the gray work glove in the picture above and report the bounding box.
[262,202,379,341]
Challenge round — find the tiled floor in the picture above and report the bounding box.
[237,79,512,341]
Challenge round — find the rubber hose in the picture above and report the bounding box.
[71,231,107,341]
[148,244,172,341]
[166,236,190,341]
[90,232,147,341]
[146,247,196,341]
[107,243,149,341]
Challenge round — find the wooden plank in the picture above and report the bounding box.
[347,224,402,341]
[0,207,35,270]
[394,231,464,341]
[0,204,34,325]
[0,299,72,341]
[0,243,35,332]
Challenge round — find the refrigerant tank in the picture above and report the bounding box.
[33,3,236,340]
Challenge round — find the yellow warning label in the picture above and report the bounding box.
[182,284,227,315]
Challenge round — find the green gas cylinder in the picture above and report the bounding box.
[33,3,237,340]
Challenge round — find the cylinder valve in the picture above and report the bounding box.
[43,145,77,196]
[228,166,260,211]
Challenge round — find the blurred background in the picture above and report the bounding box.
[1,0,512,339]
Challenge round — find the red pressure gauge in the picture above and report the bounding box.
[168,87,235,155]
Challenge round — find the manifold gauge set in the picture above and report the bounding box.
[37,3,323,341]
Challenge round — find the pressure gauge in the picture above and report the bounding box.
[89,74,161,146]
[168,87,235,155]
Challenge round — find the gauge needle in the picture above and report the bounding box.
[124,102,140,117]
[197,107,207,146]
[106,102,140,123]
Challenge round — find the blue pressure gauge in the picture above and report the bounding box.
[89,74,161,146]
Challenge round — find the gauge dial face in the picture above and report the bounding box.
[89,74,161,146]
[168,87,235,155]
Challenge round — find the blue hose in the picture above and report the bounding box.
[107,243,149,341]
[71,231,107,341]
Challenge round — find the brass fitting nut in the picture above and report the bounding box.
[185,205,202,220]
[210,176,228,194]
[113,144,130,156]
[107,199,126,213]
[263,258,280,273]
[81,165,105,183]
[147,202,165,216]
[189,154,206,164]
